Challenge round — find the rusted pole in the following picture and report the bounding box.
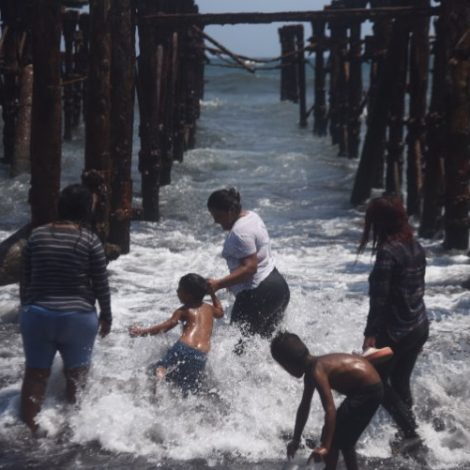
[311,19,328,136]
[172,7,187,163]
[406,0,430,216]
[350,14,408,205]
[157,1,175,187]
[108,0,135,254]
[419,14,447,237]
[328,11,341,146]
[443,1,470,250]
[10,2,32,177]
[279,25,299,103]
[11,63,33,176]
[73,13,90,127]
[0,2,19,166]
[295,25,307,128]
[384,16,410,195]
[172,24,185,162]
[84,0,112,241]
[30,0,62,226]
[62,9,79,141]
[185,3,205,150]
[336,11,349,157]
[346,0,367,159]
[136,0,162,221]
[364,0,394,187]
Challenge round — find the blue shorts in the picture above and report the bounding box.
[151,340,207,394]
[20,304,99,369]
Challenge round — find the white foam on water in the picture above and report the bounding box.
[0,66,469,469]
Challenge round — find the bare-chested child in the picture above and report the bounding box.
[271,332,384,470]
[129,273,223,395]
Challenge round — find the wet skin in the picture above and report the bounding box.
[281,353,381,470]
[129,290,223,354]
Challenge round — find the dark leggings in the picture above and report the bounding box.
[375,320,429,438]
[230,268,290,338]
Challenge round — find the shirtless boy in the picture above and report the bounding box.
[129,273,223,394]
[271,332,383,470]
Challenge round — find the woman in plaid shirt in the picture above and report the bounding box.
[358,195,429,451]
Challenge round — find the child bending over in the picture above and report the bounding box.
[271,332,383,470]
[129,273,223,394]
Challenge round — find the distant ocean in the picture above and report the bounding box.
[0,62,469,469]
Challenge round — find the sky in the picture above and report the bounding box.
[197,0,332,57]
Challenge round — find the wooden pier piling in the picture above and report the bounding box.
[311,19,328,136]
[84,0,112,241]
[30,0,62,226]
[108,0,136,254]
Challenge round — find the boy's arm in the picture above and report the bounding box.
[309,366,336,462]
[210,292,224,318]
[287,376,315,459]
[129,309,182,337]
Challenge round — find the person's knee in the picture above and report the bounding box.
[24,367,51,385]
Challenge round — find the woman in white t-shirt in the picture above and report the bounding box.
[207,188,290,343]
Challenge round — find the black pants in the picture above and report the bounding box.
[333,382,384,449]
[375,320,429,438]
[230,267,290,338]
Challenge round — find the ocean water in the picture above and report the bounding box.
[0,64,469,470]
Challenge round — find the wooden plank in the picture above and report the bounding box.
[141,7,440,27]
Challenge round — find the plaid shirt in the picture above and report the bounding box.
[365,239,427,341]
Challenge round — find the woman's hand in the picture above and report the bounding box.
[207,278,222,293]
[309,446,328,463]
[362,336,376,351]
[99,320,111,338]
[286,439,300,459]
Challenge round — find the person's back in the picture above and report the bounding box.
[309,353,381,396]
[271,332,383,470]
[129,273,223,394]
[22,224,108,313]
[368,238,427,341]
[19,184,112,434]
[179,301,220,354]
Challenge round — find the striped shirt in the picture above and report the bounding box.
[365,238,427,341]
[21,224,112,323]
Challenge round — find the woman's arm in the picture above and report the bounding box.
[20,240,32,305]
[89,235,112,336]
[364,248,393,338]
[208,253,257,292]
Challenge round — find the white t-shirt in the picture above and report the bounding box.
[222,211,275,295]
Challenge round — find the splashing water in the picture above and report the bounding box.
[0,65,469,470]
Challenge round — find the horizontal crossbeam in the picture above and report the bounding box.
[142,6,440,27]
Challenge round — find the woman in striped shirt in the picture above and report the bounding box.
[20,184,112,433]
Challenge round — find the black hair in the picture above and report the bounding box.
[57,184,93,224]
[207,188,242,215]
[271,331,309,365]
[178,273,209,302]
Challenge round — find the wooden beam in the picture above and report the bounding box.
[142,6,440,27]
[193,26,255,73]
